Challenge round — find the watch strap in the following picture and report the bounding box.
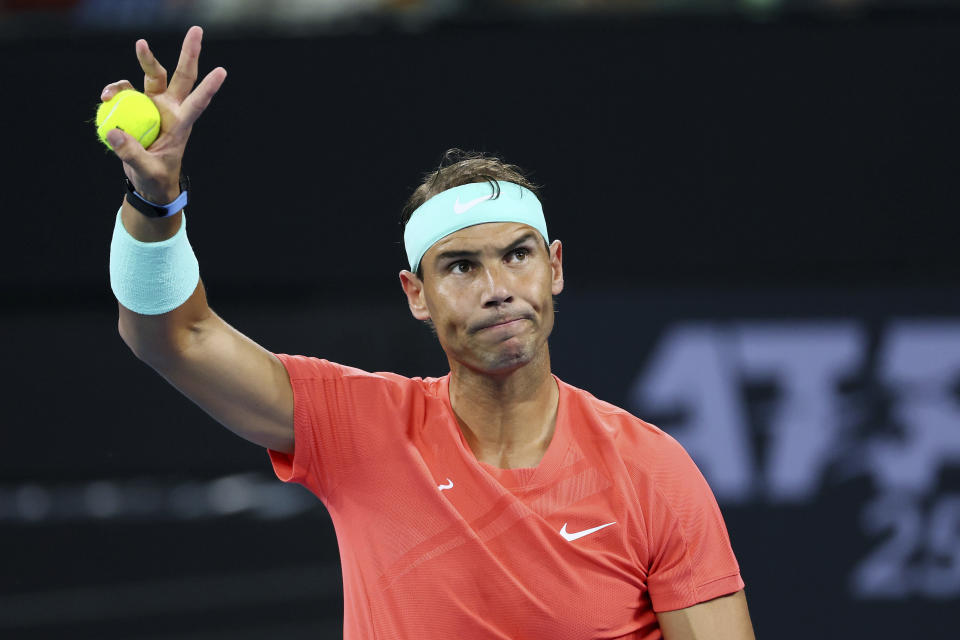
[124,175,190,218]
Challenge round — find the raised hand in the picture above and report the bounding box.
[101,25,226,203]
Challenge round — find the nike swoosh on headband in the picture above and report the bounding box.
[453,194,495,214]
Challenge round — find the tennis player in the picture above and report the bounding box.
[104,26,756,640]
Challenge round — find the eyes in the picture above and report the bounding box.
[450,261,471,274]
[511,247,531,262]
[449,247,531,274]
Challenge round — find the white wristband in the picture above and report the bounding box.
[109,207,200,315]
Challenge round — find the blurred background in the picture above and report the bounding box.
[2,0,959,638]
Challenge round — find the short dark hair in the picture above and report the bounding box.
[401,148,543,277]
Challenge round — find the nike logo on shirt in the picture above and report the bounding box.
[559,521,616,541]
[438,478,454,491]
[453,194,494,214]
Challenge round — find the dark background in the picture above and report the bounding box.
[1,3,959,638]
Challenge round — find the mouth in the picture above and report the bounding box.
[477,317,529,332]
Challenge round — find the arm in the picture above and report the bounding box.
[656,589,755,640]
[106,26,295,454]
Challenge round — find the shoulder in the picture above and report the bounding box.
[560,377,685,456]
[559,378,702,489]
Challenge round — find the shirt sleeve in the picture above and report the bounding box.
[641,433,745,612]
[266,353,417,505]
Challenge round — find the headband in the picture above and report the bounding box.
[404,180,549,273]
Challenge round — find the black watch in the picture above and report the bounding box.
[124,174,190,218]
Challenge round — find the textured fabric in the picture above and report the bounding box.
[108,207,200,315]
[403,180,548,272]
[267,354,744,639]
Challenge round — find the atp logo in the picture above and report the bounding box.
[628,320,960,601]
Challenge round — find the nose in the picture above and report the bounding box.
[480,263,514,308]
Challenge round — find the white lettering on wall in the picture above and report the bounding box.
[868,322,960,495]
[736,324,864,502]
[630,325,757,503]
[629,318,960,601]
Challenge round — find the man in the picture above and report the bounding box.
[104,26,755,640]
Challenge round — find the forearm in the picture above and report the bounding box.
[115,198,213,363]
[117,276,212,364]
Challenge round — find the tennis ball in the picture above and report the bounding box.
[96,89,161,149]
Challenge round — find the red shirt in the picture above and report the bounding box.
[268,354,744,639]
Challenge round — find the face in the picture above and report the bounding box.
[400,222,564,375]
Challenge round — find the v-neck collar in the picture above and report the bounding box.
[438,373,572,492]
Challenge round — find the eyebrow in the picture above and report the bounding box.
[433,232,539,266]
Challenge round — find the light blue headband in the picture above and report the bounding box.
[404,180,549,273]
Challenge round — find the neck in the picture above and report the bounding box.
[447,348,559,469]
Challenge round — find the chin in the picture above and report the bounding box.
[480,342,536,374]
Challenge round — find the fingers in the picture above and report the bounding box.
[178,66,227,131]
[167,25,204,102]
[136,38,168,96]
[101,79,134,102]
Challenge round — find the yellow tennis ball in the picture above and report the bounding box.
[96,89,161,149]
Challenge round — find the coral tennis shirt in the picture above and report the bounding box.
[267,354,744,639]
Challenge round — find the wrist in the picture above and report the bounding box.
[141,185,180,203]
[120,200,181,242]
[129,170,182,204]
[124,175,190,219]
[110,207,200,315]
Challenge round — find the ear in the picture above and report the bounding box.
[399,270,432,321]
[548,239,564,296]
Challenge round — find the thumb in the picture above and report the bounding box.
[106,128,146,166]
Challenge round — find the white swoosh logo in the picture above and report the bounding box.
[438,478,454,491]
[453,194,494,214]
[559,521,616,542]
